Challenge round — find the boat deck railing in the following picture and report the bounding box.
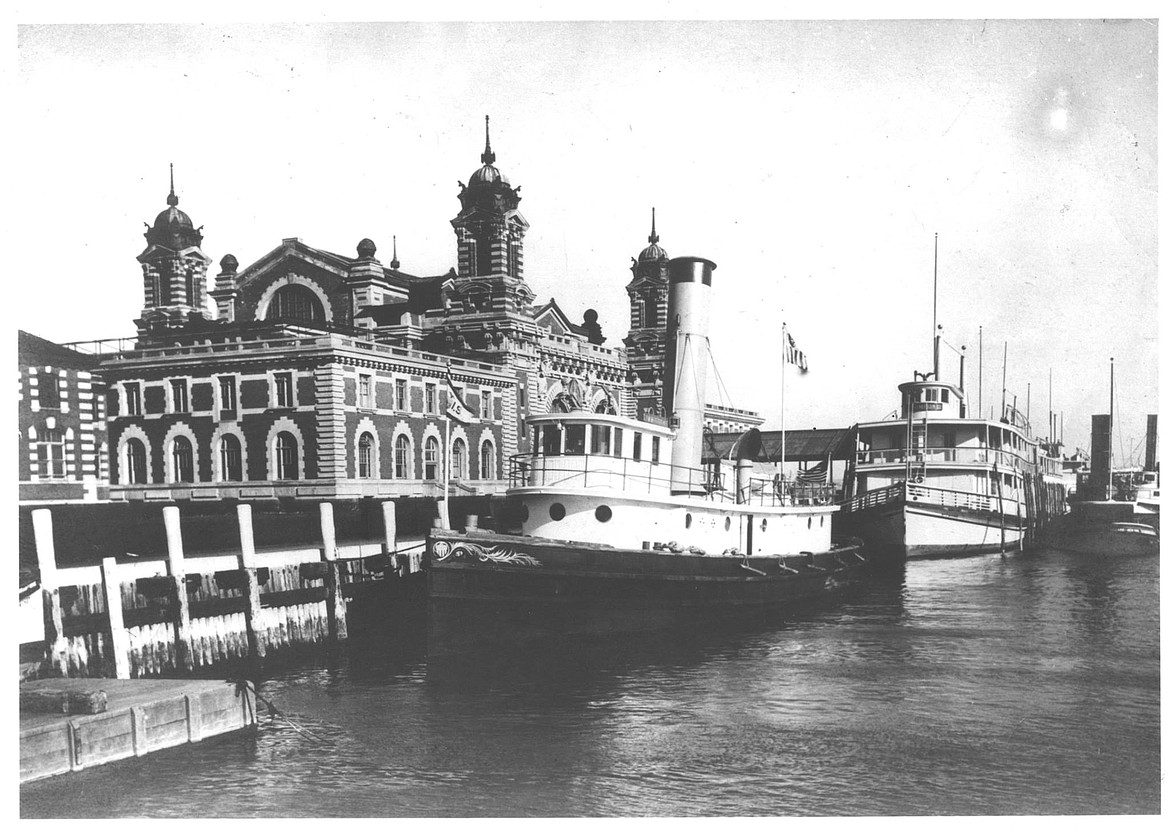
[508,454,836,508]
[842,480,1024,517]
[857,445,1034,470]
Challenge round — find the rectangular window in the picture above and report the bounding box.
[218,376,237,412]
[651,436,661,464]
[542,424,561,455]
[518,387,527,410]
[170,379,189,413]
[425,383,437,414]
[565,425,586,455]
[941,389,950,403]
[395,379,407,411]
[613,428,623,458]
[125,382,142,416]
[590,425,611,455]
[359,374,373,409]
[481,391,492,419]
[274,373,294,408]
[38,371,61,410]
[633,432,643,461]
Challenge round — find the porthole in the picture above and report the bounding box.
[725,516,732,531]
[761,518,768,532]
[549,503,566,521]
[685,513,693,529]
[595,505,613,523]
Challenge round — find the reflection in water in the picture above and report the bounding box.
[20,552,1158,817]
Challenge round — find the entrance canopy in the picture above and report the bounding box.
[702,427,855,464]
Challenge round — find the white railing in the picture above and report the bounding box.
[842,480,1024,518]
[857,446,1033,471]
[508,454,836,508]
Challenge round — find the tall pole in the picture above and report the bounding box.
[781,321,787,503]
[1001,342,1008,422]
[444,413,451,507]
[1108,357,1115,500]
[932,233,939,379]
[979,325,983,420]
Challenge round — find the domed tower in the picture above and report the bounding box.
[135,165,212,337]
[451,115,530,281]
[623,208,672,417]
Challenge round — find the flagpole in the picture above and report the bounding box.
[781,321,787,505]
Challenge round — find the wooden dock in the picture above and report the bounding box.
[20,677,256,783]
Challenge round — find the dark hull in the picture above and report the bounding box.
[424,528,863,607]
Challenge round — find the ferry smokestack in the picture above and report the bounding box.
[664,256,716,495]
[1145,414,1158,472]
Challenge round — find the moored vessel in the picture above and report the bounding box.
[425,256,864,610]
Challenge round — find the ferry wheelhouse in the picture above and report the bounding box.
[836,372,1064,559]
[425,256,863,608]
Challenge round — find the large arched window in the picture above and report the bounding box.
[220,435,242,482]
[268,284,325,325]
[451,438,467,480]
[394,434,411,479]
[275,431,299,480]
[424,437,440,481]
[37,429,65,478]
[172,436,194,483]
[480,439,495,481]
[125,438,148,484]
[358,432,375,479]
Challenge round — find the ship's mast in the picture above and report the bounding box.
[1108,357,1115,500]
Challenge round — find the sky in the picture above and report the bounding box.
[10,13,1159,461]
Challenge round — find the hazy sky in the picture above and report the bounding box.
[12,17,1159,460]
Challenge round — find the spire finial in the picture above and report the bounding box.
[648,207,659,244]
[481,115,496,166]
[390,235,400,270]
[167,163,178,207]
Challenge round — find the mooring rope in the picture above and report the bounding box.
[231,678,328,744]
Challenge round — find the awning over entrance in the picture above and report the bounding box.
[702,427,856,464]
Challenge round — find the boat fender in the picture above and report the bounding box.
[723,547,742,556]
[666,541,683,554]
[915,476,924,483]
[687,546,707,555]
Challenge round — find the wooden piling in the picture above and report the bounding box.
[162,506,194,673]
[100,558,131,680]
[236,504,266,659]
[382,500,398,572]
[325,560,348,643]
[33,508,67,677]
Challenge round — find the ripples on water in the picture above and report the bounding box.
[21,549,1160,817]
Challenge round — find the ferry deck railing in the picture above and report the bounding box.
[856,446,1035,470]
[841,480,1025,518]
[508,454,837,508]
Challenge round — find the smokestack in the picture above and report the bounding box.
[1145,414,1158,472]
[663,256,716,495]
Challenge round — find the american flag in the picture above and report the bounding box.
[785,332,809,373]
[797,460,828,484]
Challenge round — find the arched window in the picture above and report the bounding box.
[37,429,65,478]
[358,432,375,479]
[172,436,194,483]
[480,439,495,480]
[424,437,440,481]
[220,435,242,482]
[394,434,411,479]
[275,432,299,480]
[268,284,325,325]
[451,439,467,480]
[125,438,148,484]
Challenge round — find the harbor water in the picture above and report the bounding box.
[21,548,1159,817]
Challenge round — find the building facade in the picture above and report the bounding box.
[96,119,633,501]
[17,331,108,502]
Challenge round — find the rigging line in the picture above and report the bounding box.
[707,336,734,408]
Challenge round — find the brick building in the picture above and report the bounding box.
[94,119,633,502]
[17,331,108,502]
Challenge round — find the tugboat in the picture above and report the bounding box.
[424,257,864,613]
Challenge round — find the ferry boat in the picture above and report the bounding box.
[424,257,864,610]
[835,365,1065,560]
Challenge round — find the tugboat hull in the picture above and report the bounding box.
[425,528,864,607]
[837,497,1025,560]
